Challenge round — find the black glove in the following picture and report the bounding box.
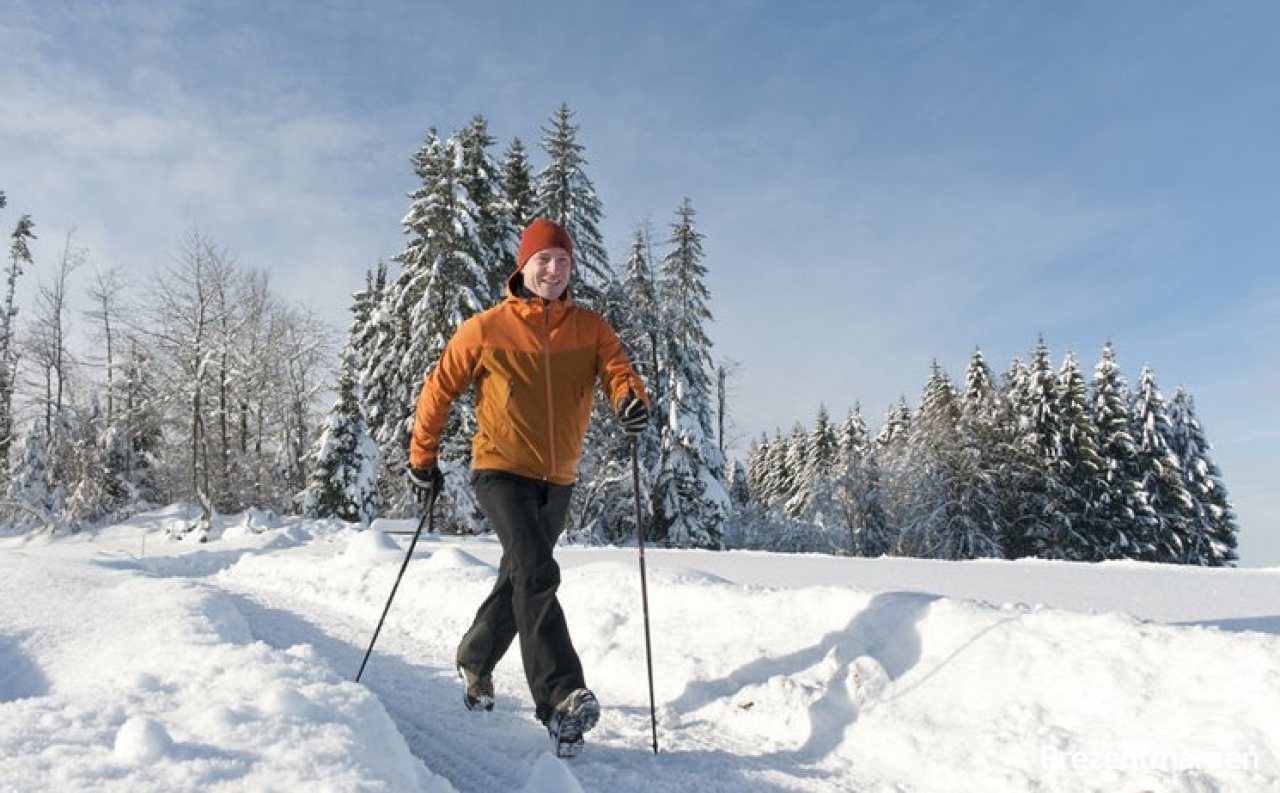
[407,465,444,504]
[617,393,649,437]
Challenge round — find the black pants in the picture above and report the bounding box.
[456,470,583,721]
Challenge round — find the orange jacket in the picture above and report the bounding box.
[410,274,647,485]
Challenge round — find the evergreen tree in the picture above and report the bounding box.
[501,138,537,239]
[118,339,163,505]
[4,422,53,531]
[790,404,837,522]
[618,227,662,398]
[653,200,728,548]
[575,227,661,543]
[829,404,893,556]
[745,434,770,504]
[782,420,811,518]
[303,269,384,524]
[458,115,519,304]
[1168,388,1238,565]
[303,345,382,524]
[953,348,1008,559]
[898,363,1001,560]
[758,430,792,510]
[1132,365,1196,562]
[1090,342,1156,559]
[874,398,912,453]
[534,104,610,307]
[380,127,487,527]
[1004,339,1065,558]
[872,397,912,548]
[356,264,402,504]
[776,422,807,516]
[64,400,130,529]
[2,212,36,483]
[1051,352,1105,560]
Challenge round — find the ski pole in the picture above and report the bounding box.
[355,488,437,683]
[631,439,659,754]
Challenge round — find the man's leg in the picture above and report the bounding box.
[456,551,518,679]
[472,471,583,721]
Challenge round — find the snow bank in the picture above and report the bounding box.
[0,549,453,792]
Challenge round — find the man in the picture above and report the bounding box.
[407,217,649,757]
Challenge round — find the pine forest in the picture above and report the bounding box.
[0,109,1238,565]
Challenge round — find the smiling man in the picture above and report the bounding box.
[407,217,650,757]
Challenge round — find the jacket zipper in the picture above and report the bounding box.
[541,300,556,479]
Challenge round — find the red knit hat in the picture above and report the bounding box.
[517,218,573,267]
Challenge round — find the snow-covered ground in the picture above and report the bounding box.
[2,506,1277,792]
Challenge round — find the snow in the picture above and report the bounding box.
[2,508,1278,792]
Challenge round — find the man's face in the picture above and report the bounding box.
[521,247,572,301]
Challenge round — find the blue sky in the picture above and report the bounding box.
[3,1,1278,564]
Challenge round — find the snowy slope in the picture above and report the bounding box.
[2,507,1277,792]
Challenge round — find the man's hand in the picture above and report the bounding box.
[617,393,649,437]
[407,465,444,505]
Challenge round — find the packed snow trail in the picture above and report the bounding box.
[4,512,1279,792]
[213,534,852,791]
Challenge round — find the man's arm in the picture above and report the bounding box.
[596,319,648,410]
[409,320,482,469]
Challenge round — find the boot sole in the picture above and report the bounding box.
[550,690,600,758]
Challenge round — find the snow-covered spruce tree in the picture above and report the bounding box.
[761,430,795,510]
[103,338,163,508]
[301,268,384,524]
[988,356,1038,558]
[459,115,519,306]
[64,400,130,529]
[501,138,537,237]
[781,422,809,519]
[354,264,402,506]
[1090,342,1156,559]
[652,199,728,549]
[4,421,54,532]
[1132,365,1196,563]
[534,104,610,308]
[829,404,894,556]
[573,228,660,543]
[383,127,490,529]
[778,422,807,519]
[898,363,1001,560]
[1,211,35,484]
[1002,339,1069,559]
[745,433,772,505]
[871,397,912,547]
[1168,387,1238,565]
[789,404,838,523]
[302,345,382,525]
[1051,352,1106,560]
[952,348,1009,559]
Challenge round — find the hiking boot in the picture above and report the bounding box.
[545,688,600,758]
[460,667,494,712]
